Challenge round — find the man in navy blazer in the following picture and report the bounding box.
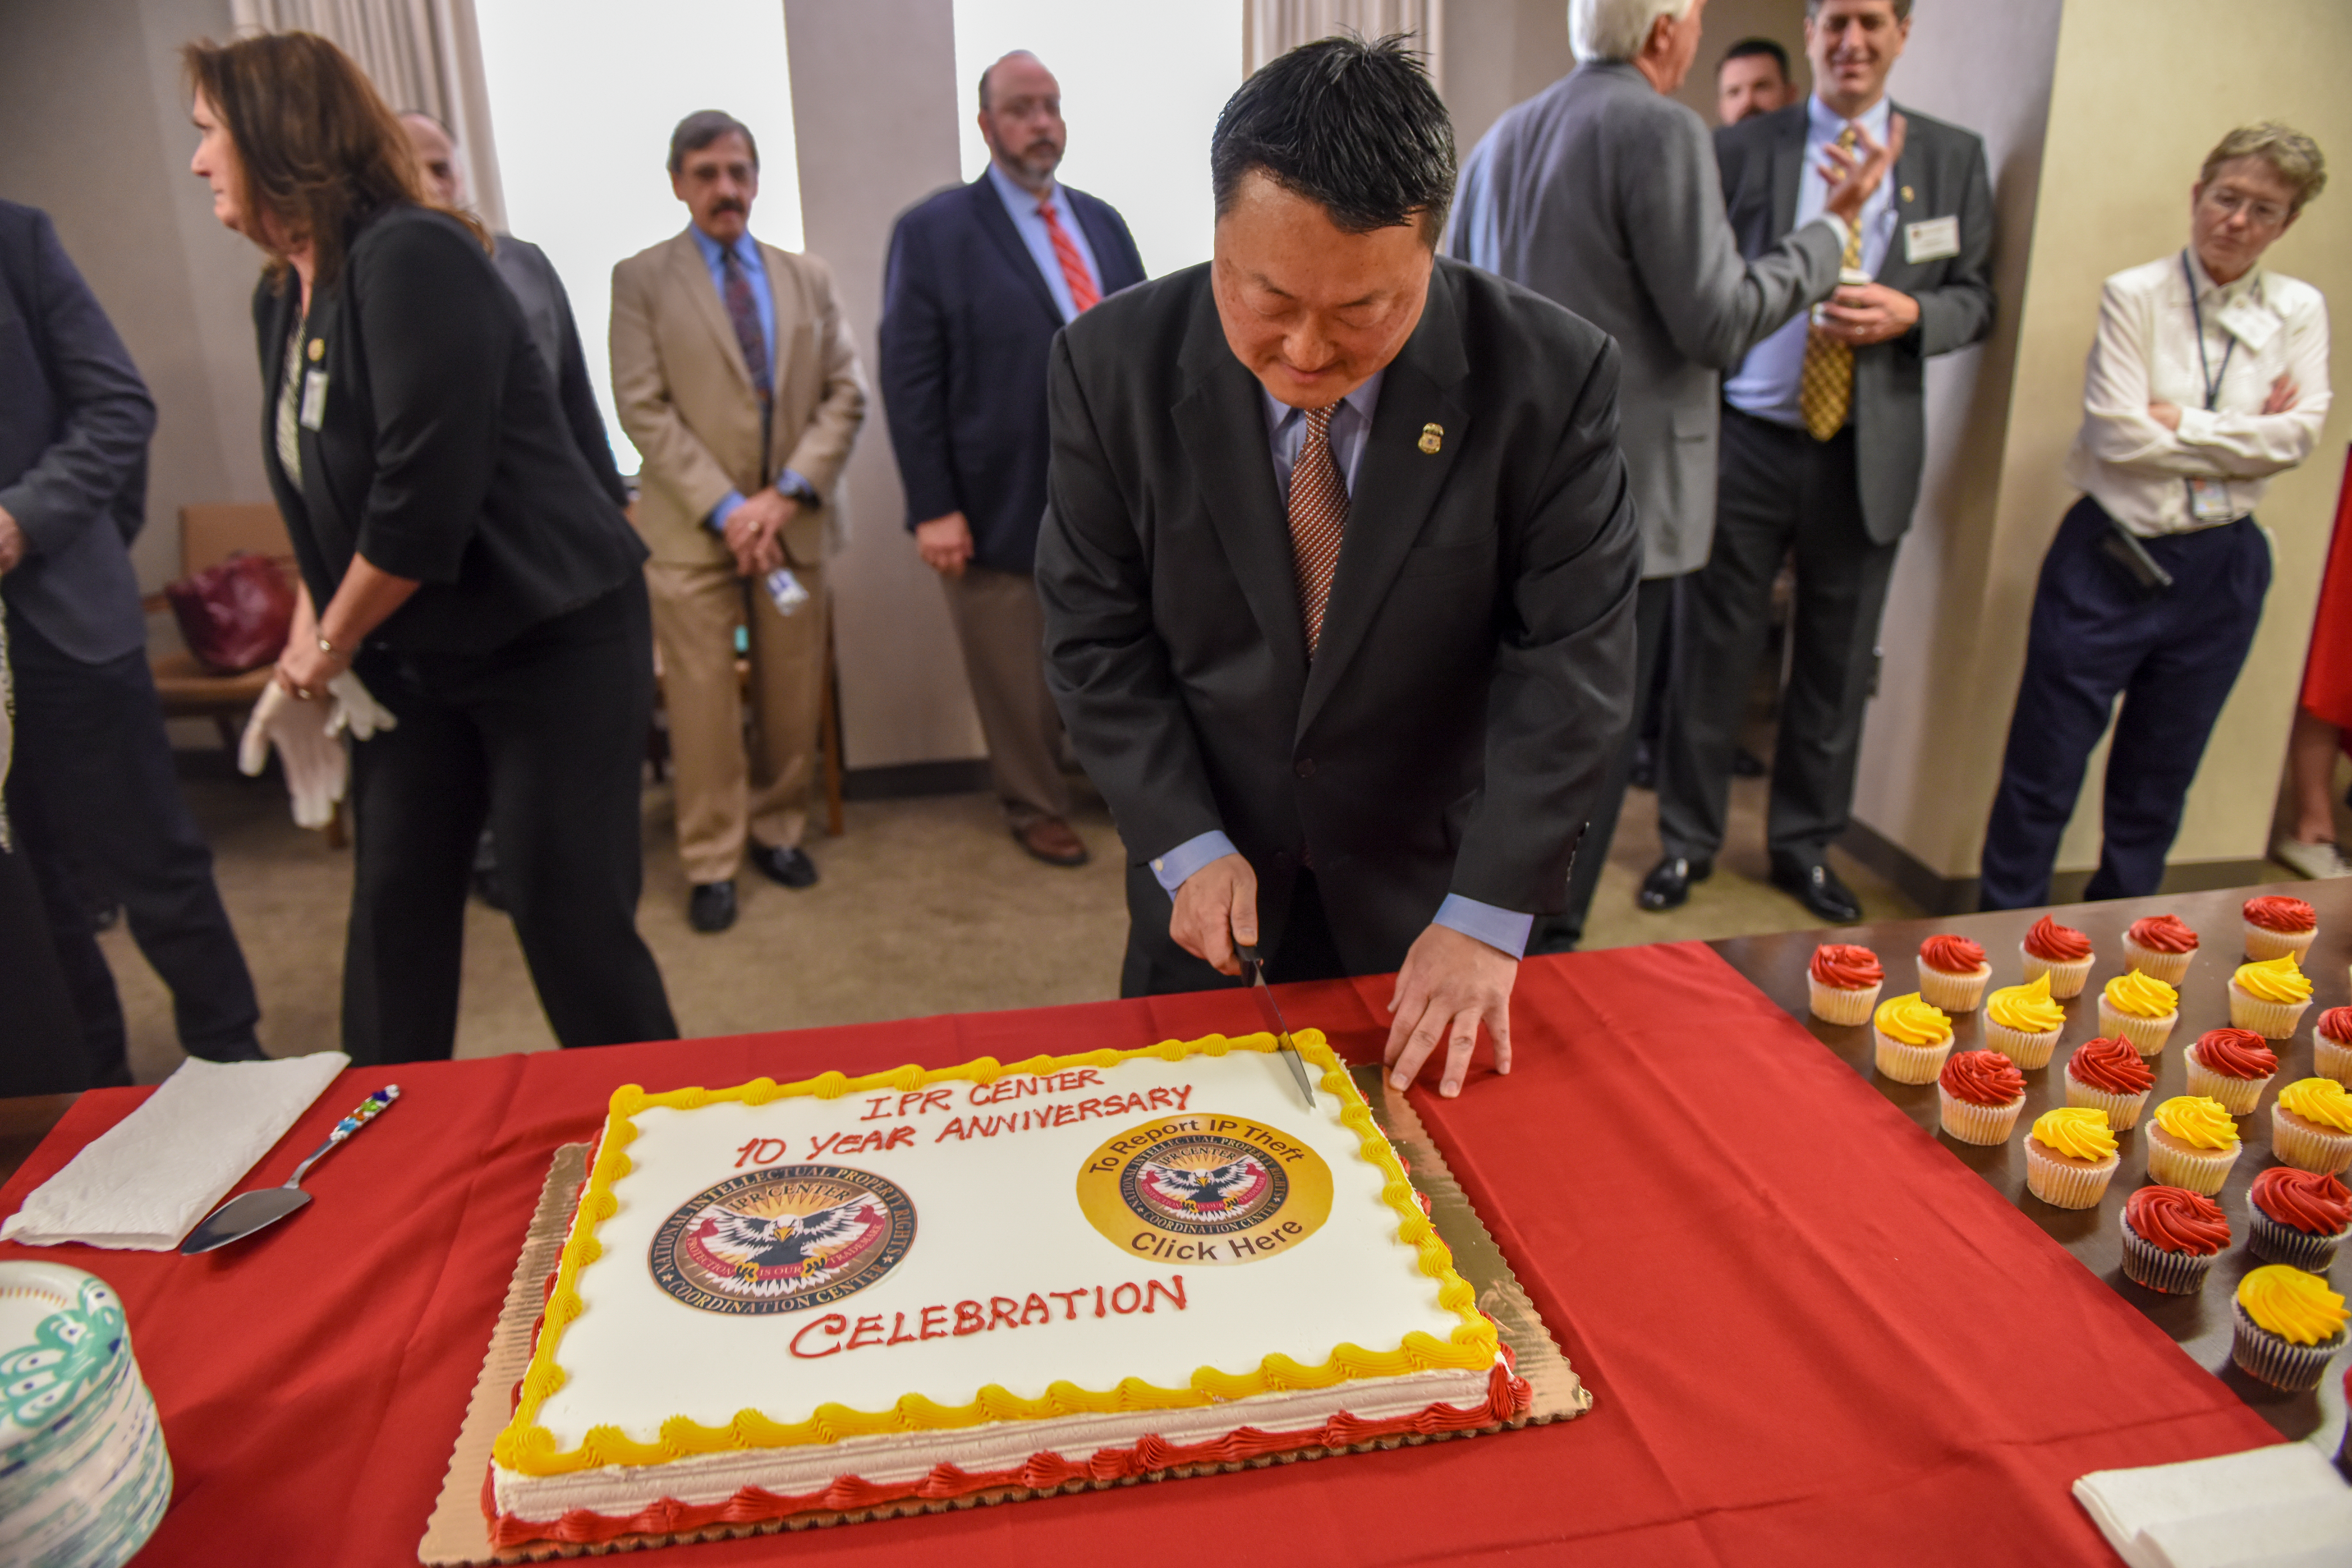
[0,200,262,1085]
[879,51,1145,867]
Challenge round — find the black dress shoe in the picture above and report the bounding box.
[1638,855,1712,911]
[1770,857,1861,924]
[689,879,738,932]
[748,844,819,889]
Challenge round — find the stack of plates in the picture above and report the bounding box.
[0,1261,171,1566]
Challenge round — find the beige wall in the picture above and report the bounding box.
[1851,0,2352,893]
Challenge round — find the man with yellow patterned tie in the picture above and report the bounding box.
[1643,0,1994,924]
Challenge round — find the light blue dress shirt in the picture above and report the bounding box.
[1723,94,1900,428]
[689,224,814,531]
[1148,371,1535,960]
[985,161,1103,324]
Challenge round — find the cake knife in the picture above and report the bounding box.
[1233,945,1318,1111]
[180,1086,400,1254]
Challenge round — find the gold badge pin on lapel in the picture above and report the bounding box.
[1900,185,1914,204]
[307,338,324,362]
[1418,422,1443,455]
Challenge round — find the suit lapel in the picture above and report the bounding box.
[1877,101,1925,290]
[969,176,1065,327]
[1298,266,1470,735]
[1172,288,1309,686]
[671,229,755,398]
[1769,107,1805,238]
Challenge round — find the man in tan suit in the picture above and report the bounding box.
[613,110,866,932]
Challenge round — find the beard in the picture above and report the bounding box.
[1004,138,1063,184]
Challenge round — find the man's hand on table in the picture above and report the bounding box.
[1170,852,1257,977]
[1384,923,1515,1099]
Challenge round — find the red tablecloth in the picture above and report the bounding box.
[0,943,2274,1565]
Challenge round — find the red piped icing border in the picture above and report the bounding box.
[487,1359,1531,1548]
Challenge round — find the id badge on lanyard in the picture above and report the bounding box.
[2180,251,2237,524]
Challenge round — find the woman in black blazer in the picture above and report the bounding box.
[185,32,675,1062]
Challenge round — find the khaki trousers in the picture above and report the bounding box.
[940,565,1070,829]
[647,558,826,885]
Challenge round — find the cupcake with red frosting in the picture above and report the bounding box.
[2243,895,2318,962]
[2020,915,2094,998]
[2317,1008,2352,1088]
[1807,943,1883,1026]
[1937,1050,2028,1145]
[2023,1107,2120,1209]
[2119,1185,2230,1294]
[1917,935,1993,1013]
[2181,1028,2278,1116]
[2066,1036,2157,1128]
[2121,914,2199,987]
[2249,1167,2352,1273]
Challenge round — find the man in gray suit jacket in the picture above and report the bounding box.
[1447,0,1896,949]
[1646,0,1995,923]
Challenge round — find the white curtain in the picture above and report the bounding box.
[231,0,509,233]
[1242,0,1444,89]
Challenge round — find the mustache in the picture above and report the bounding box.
[710,198,747,215]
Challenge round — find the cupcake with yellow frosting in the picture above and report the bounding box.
[2181,1028,2278,1116]
[2023,1106,2120,1209]
[1873,993,1955,1085]
[2144,1096,2242,1196]
[1983,973,2066,1069]
[2316,1008,2352,1088]
[2095,969,2180,1057]
[2228,954,2313,1040]
[2272,1078,2352,1176]
[2230,1265,2348,1391]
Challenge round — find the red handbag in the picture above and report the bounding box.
[164,552,295,674]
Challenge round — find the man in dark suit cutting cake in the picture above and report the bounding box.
[1037,36,1640,1098]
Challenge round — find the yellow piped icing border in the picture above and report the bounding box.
[490,1031,1498,1477]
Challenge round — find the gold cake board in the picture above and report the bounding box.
[418,1065,1590,1564]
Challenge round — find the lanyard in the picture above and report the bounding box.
[2180,250,2235,411]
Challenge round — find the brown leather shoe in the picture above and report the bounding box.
[1016,817,1089,867]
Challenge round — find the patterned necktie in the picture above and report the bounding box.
[1797,126,1863,442]
[1288,405,1348,657]
[720,246,772,403]
[1037,197,1100,314]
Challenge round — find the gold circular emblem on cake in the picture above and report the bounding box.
[1075,1116,1332,1267]
[649,1165,916,1316]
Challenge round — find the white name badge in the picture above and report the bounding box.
[2188,478,2237,522]
[1904,215,1961,264]
[298,369,329,431]
[2216,294,2281,354]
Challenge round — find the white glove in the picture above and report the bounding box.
[238,682,347,830]
[324,669,397,742]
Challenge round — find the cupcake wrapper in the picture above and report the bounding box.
[1874,1032,1953,1085]
[2314,1036,2352,1088]
[2021,948,2094,999]
[2230,1301,2343,1391]
[2119,1218,2220,1294]
[2182,1048,2273,1116]
[1918,965,1992,1013]
[1983,1019,2061,1070]
[1808,976,1881,1027]
[2023,1139,2118,1209]
[2145,1135,2240,1197]
[1937,1085,2025,1146]
[2121,937,2194,987]
[2243,921,2317,963]
[2272,1107,2352,1176]
[2096,996,2178,1056]
[2065,1078,2152,1130]
[2248,1208,2349,1273]
[2228,984,2312,1041]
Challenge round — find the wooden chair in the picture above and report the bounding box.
[142,502,295,751]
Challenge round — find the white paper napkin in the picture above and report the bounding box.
[2075,1442,2352,1568]
[0,1054,350,1250]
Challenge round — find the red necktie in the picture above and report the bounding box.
[1289,406,1348,657]
[1037,198,1099,314]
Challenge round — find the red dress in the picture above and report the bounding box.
[2299,448,2352,728]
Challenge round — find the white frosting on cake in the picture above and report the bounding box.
[493,1040,1495,1526]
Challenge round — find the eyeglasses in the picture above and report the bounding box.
[2202,185,2291,230]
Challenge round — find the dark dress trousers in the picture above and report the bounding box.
[878,175,1146,573]
[1037,259,1641,993]
[254,204,674,1062]
[0,200,261,1084]
[1657,103,1996,869]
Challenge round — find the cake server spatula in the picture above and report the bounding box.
[1233,945,1319,1111]
[180,1086,400,1254]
